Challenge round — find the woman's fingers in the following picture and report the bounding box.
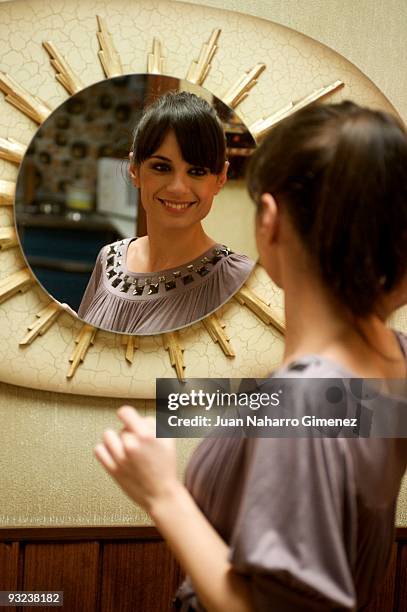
[121,430,140,457]
[95,408,178,510]
[96,408,160,481]
[103,429,126,463]
[94,442,117,474]
[117,405,153,438]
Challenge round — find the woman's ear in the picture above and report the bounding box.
[129,154,141,188]
[214,161,229,193]
[255,193,282,286]
[256,193,279,245]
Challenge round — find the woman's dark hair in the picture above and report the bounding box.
[131,91,226,174]
[247,101,407,316]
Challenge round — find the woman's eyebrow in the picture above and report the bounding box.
[149,155,172,161]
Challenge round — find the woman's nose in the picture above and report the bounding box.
[166,172,190,194]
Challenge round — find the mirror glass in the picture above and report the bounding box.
[15,74,257,335]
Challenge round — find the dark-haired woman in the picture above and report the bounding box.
[95,101,407,611]
[78,91,254,334]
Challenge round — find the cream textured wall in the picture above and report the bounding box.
[182,0,407,123]
[0,379,199,526]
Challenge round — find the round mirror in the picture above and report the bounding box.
[15,74,257,335]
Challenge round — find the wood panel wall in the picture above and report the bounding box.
[0,527,405,611]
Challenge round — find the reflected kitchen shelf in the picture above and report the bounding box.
[16,211,118,232]
[16,212,123,309]
[27,255,94,274]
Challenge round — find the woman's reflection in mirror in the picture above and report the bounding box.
[78,92,254,334]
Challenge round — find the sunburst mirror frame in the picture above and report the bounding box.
[0,15,345,382]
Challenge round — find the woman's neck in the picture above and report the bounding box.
[134,223,216,272]
[282,272,405,378]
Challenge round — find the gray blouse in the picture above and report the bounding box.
[177,332,407,611]
[78,238,254,334]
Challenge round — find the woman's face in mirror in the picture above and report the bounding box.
[130,129,227,232]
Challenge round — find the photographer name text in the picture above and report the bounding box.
[167,414,359,428]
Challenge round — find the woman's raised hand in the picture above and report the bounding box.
[94,406,178,513]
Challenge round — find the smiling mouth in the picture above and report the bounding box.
[158,198,196,210]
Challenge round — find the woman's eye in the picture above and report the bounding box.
[151,163,171,172]
[189,167,208,177]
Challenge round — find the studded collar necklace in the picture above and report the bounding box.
[103,238,233,299]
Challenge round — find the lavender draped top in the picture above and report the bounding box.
[176,332,407,611]
[78,238,254,334]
